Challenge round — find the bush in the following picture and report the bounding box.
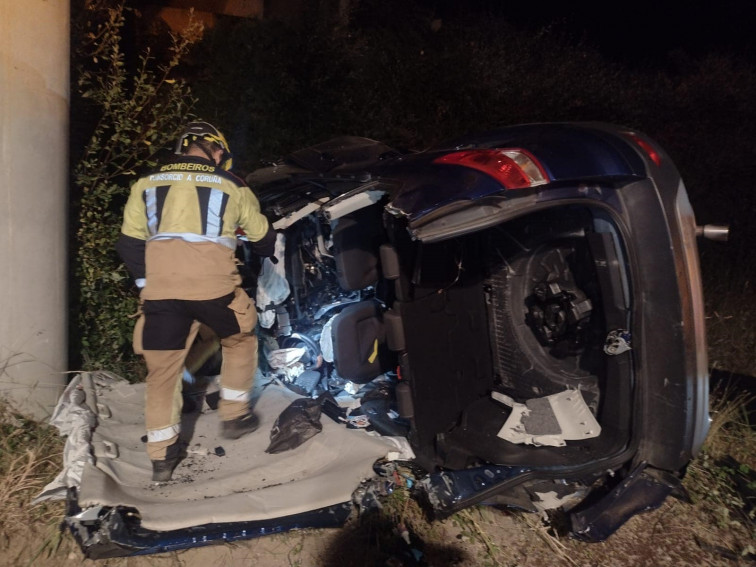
[70,0,201,376]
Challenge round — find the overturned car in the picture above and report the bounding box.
[59,122,715,557]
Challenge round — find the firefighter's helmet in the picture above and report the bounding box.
[175,121,233,170]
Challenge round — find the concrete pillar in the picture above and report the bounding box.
[0,1,69,419]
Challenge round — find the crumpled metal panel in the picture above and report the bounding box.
[570,463,681,542]
[418,464,533,519]
[65,491,352,559]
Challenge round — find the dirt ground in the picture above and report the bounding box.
[4,492,753,567]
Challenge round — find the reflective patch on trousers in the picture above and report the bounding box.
[147,424,180,443]
[221,386,250,402]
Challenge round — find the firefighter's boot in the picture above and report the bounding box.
[221,412,260,440]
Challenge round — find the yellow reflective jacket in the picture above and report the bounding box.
[118,156,271,300]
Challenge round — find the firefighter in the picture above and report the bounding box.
[116,121,275,482]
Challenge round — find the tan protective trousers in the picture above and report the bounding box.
[135,289,258,460]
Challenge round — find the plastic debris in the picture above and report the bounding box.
[256,234,290,328]
[265,347,307,381]
[494,389,601,447]
[347,414,371,429]
[343,381,360,395]
[604,329,632,355]
[398,522,411,545]
[318,314,338,363]
[320,394,348,423]
[380,436,416,461]
[265,397,323,454]
[187,444,226,457]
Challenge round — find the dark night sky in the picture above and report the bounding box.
[425,0,756,65]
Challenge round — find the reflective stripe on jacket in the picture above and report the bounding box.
[122,157,268,244]
[120,156,270,300]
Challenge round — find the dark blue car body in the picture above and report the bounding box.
[252,121,709,531]
[69,122,710,556]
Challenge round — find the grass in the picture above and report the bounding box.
[0,404,78,566]
[683,387,756,555]
[706,284,756,378]
[701,249,756,378]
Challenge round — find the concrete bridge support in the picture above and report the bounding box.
[0,1,69,419]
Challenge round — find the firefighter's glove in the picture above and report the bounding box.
[250,226,277,259]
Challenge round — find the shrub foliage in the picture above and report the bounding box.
[71,0,201,375]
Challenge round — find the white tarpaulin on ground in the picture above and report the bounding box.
[40,371,393,532]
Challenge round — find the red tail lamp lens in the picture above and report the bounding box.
[434,149,549,189]
[625,133,661,166]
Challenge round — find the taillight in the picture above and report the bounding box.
[434,148,549,189]
[624,132,661,166]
